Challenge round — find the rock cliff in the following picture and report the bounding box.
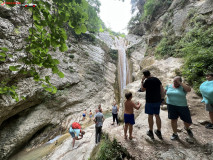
[0,5,118,160]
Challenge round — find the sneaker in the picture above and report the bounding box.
[185,128,193,137]
[170,133,179,140]
[205,123,213,129]
[154,129,163,140]
[147,130,154,139]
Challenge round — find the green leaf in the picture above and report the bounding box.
[0,52,6,57]
[45,87,52,92]
[9,66,19,71]
[0,57,5,61]
[59,43,68,52]
[52,86,57,94]
[58,71,64,78]
[8,54,13,58]
[52,67,59,73]
[52,59,59,65]
[0,47,8,52]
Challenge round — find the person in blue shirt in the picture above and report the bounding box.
[94,108,104,144]
[69,122,85,148]
[165,76,193,140]
[200,73,213,129]
[111,101,119,125]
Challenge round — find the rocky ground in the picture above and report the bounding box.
[103,105,213,160]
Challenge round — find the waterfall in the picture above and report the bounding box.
[115,37,131,95]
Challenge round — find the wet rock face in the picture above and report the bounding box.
[0,5,117,160]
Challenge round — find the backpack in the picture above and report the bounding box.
[72,122,81,129]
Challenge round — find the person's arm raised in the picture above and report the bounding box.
[141,76,146,92]
[180,82,191,92]
[133,102,141,110]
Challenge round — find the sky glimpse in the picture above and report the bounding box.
[99,0,132,34]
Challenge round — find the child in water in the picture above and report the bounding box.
[89,110,93,121]
[82,109,87,121]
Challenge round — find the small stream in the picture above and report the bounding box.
[10,112,112,160]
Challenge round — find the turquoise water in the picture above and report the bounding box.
[103,112,112,119]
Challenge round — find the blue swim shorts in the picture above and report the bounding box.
[145,102,161,115]
[124,114,135,125]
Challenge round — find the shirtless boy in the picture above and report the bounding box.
[124,92,141,140]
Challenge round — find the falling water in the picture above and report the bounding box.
[115,37,131,95]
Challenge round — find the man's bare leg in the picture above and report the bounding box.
[72,138,75,148]
[148,115,154,131]
[155,114,161,131]
[184,122,191,129]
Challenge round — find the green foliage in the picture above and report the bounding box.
[140,0,172,21]
[142,0,157,20]
[1,0,103,100]
[105,28,126,37]
[154,13,213,94]
[91,134,132,160]
[0,84,19,101]
[127,13,140,30]
[155,37,180,57]
[180,25,213,94]
[109,49,118,61]
[86,0,102,33]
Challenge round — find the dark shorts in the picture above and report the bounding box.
[145,102,161,115]
[83,114,86,117]
[206,104,213,112]
[69,132,75,138]
[167,104,192,124]
[124,114,135,125]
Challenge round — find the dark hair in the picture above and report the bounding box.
[143,70,151,77]
[125,92,132,100]
[206,72,213,77]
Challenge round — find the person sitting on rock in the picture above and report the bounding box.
[69,122,85,148]
[165,76,193,140]
[124,92,141,140]
[200,72,213,129]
